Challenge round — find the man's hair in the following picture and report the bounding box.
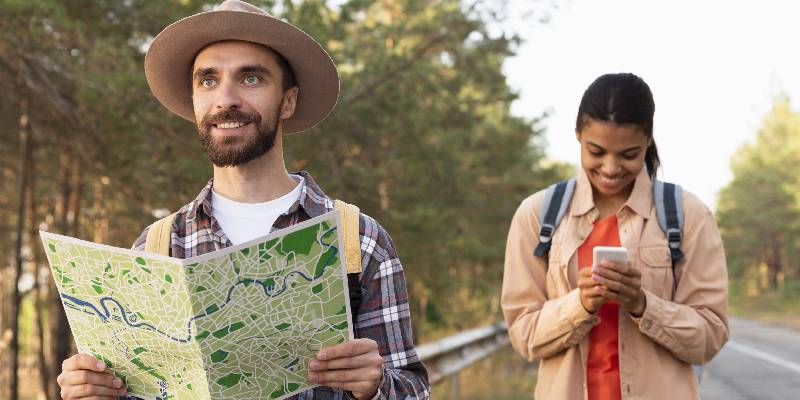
[272,49,297,91]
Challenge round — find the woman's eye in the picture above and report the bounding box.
[244,75,260,84]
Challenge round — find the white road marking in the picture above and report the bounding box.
[727,341,800,374]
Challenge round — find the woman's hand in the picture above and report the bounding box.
[591,260,647,316]
[578,267,607,313]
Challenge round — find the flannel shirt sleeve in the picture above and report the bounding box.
[131,226,149,251]
[353,214,430,399]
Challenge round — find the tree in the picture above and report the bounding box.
[717,95,800,292]
[0,0,566,395]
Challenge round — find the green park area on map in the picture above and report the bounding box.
[40,212,353,400]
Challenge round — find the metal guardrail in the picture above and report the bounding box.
[417,322,510,385]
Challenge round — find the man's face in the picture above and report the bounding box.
[191,41,297,167]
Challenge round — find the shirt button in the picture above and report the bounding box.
[642,319,652,329]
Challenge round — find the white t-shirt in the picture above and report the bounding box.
[211,177,304,245]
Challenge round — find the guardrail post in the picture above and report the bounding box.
[450,372,460,400]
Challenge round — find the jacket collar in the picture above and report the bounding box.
[570,167,654,219]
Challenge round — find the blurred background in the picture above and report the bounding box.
[1,0,798,399]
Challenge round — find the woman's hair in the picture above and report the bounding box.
[575,73,660,179]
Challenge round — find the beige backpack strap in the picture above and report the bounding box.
[144,213,177,256]
[334,200,362,274]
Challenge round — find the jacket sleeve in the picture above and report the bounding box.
[502,194,600,361]
[631,192,730,365]
[354,214,430,399]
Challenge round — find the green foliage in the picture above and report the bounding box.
[1,0,568,347]
[717,95,800,293]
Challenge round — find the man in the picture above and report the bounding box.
[55,1,430,399]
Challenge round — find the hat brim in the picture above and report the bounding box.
[144,10,339,134]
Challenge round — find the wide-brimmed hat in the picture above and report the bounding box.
[144,0,339,134]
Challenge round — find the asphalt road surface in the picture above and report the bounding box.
[701,317,800,399]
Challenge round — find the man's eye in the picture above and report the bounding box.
[201,78,215,87]
[589,151,603,157]
[244,75,260,84]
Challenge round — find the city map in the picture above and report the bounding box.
[41,212,353,400]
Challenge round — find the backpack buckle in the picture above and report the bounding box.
[539,224,554,243]
[667,228,682,249]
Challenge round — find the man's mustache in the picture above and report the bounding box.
[201,109,260,129]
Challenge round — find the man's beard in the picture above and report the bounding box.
[197,106,280,167]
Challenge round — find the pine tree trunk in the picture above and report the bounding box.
[10,93,32,400]
[93,177,110,243]
[25,133,49,399]
[49,139,73,398]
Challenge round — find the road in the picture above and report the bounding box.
[701,317,800,399]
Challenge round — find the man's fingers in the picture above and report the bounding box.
[61,381,126,399]
[68,397,117,400]
[59,370,123,388]
[316,339,378,361]
[62,354,107,372]
[311,380,376,396]
[310,352,382,371]
[309,366,382,384]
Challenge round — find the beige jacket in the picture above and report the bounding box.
[501,168,729,400]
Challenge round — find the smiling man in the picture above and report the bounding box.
[54,1,430,399]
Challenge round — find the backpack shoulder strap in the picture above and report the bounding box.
[334,199,362,273]
[652,180,685,264]
[533,178,576,257]
[334,199,363,325]
[144,213,177,256]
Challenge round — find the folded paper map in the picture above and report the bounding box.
[41,211,353,400]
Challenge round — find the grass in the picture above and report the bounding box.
[432,345,538,399]
[728,281,800,327]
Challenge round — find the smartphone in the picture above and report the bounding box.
[593,246,629,267]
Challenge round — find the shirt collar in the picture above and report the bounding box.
[185,170,333,222]
[571,167,654,219]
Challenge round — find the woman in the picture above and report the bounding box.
[501,73,728,400]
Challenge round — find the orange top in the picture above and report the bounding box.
[578,215,621,400]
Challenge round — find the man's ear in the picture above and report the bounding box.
[280,86,299,120]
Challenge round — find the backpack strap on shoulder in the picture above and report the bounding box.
[144,213,177,256]
[334,200,362,273]
[653,180,685,264]
[334,199,362,324]
[533,178,576,257]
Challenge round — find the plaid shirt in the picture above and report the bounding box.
[127,171,430,400]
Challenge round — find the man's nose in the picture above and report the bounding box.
[215,80,242,110]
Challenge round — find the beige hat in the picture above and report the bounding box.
[144,0,339,134]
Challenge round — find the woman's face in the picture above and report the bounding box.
[576,118,650,199]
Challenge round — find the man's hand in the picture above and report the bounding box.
[308,338,384,400]
[57,354,127,399]
[578,267,607,313]
[591,260,646,316]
